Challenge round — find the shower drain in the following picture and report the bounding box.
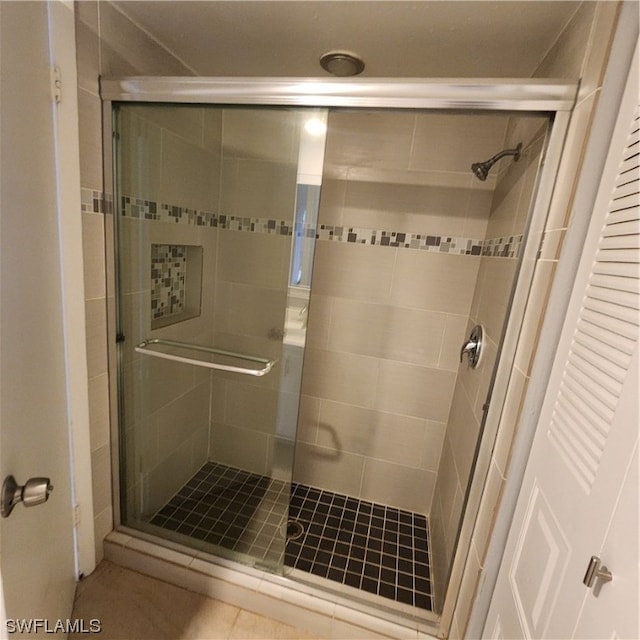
[285,519,304,541]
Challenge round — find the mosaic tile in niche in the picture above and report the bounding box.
[151,244,186,320]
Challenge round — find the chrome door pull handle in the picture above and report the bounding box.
[1,475,53,518]
[583,555,613,588]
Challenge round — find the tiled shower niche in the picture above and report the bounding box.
[150,243,203,329]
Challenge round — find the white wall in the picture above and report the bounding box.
[75,0,194,563]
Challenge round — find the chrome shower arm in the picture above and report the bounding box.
[487,142,522,164]
[471,142,522,180]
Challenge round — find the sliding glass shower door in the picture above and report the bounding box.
[114,103,326,572]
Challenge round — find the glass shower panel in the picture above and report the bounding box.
[114,103,326,573]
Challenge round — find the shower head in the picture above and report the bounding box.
[471,142,522,181]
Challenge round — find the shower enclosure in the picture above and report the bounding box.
[103,78,575,631]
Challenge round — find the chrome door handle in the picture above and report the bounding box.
[1,475,53,518]
[460,324,484,368]
[583,555,613,589]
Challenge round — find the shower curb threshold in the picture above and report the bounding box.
[104,529,439,640]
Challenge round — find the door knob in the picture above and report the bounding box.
[460,324,484,368]
[583,555,613,589]
[1,475,53,518]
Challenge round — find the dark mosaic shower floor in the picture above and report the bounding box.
[287,483,432,609]
[149,461,289,564]
[150,461,432,611]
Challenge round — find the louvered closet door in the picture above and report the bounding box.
[547,106,639,493]
[483,43,639,640]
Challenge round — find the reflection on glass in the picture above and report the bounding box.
[290,184,320,288]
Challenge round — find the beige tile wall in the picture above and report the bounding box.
[120,232,218,518]
[109,105,222,519]
[429,115,547,611]
[208,109,301,477]
[450,2,621,636]
[101,106,308,498]
[293,110,507,514]
[119,105,222,209]
[104,106,303,520]
[219,108,299,222]
[75,0,194,561]
[108,98,224,519]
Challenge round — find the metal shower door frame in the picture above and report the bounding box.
[100,76,576,638]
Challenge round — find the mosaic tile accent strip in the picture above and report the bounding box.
[151,244,186,320]
[316,225,483,256]
[286,484,432,611]
[481,234,524,258]
[80,188,112,214]
[110,190,524,259]
[149,461,433,611]
[120,195,295,236]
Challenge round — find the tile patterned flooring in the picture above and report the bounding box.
[150,462,432,611]
[70,561,318,640]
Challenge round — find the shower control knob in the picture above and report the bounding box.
[460,324,484,368]
[1,475,53,518]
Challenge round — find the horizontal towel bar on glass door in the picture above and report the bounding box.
[134,338,275,377]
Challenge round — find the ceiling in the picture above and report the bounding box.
[112,1,581,78]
